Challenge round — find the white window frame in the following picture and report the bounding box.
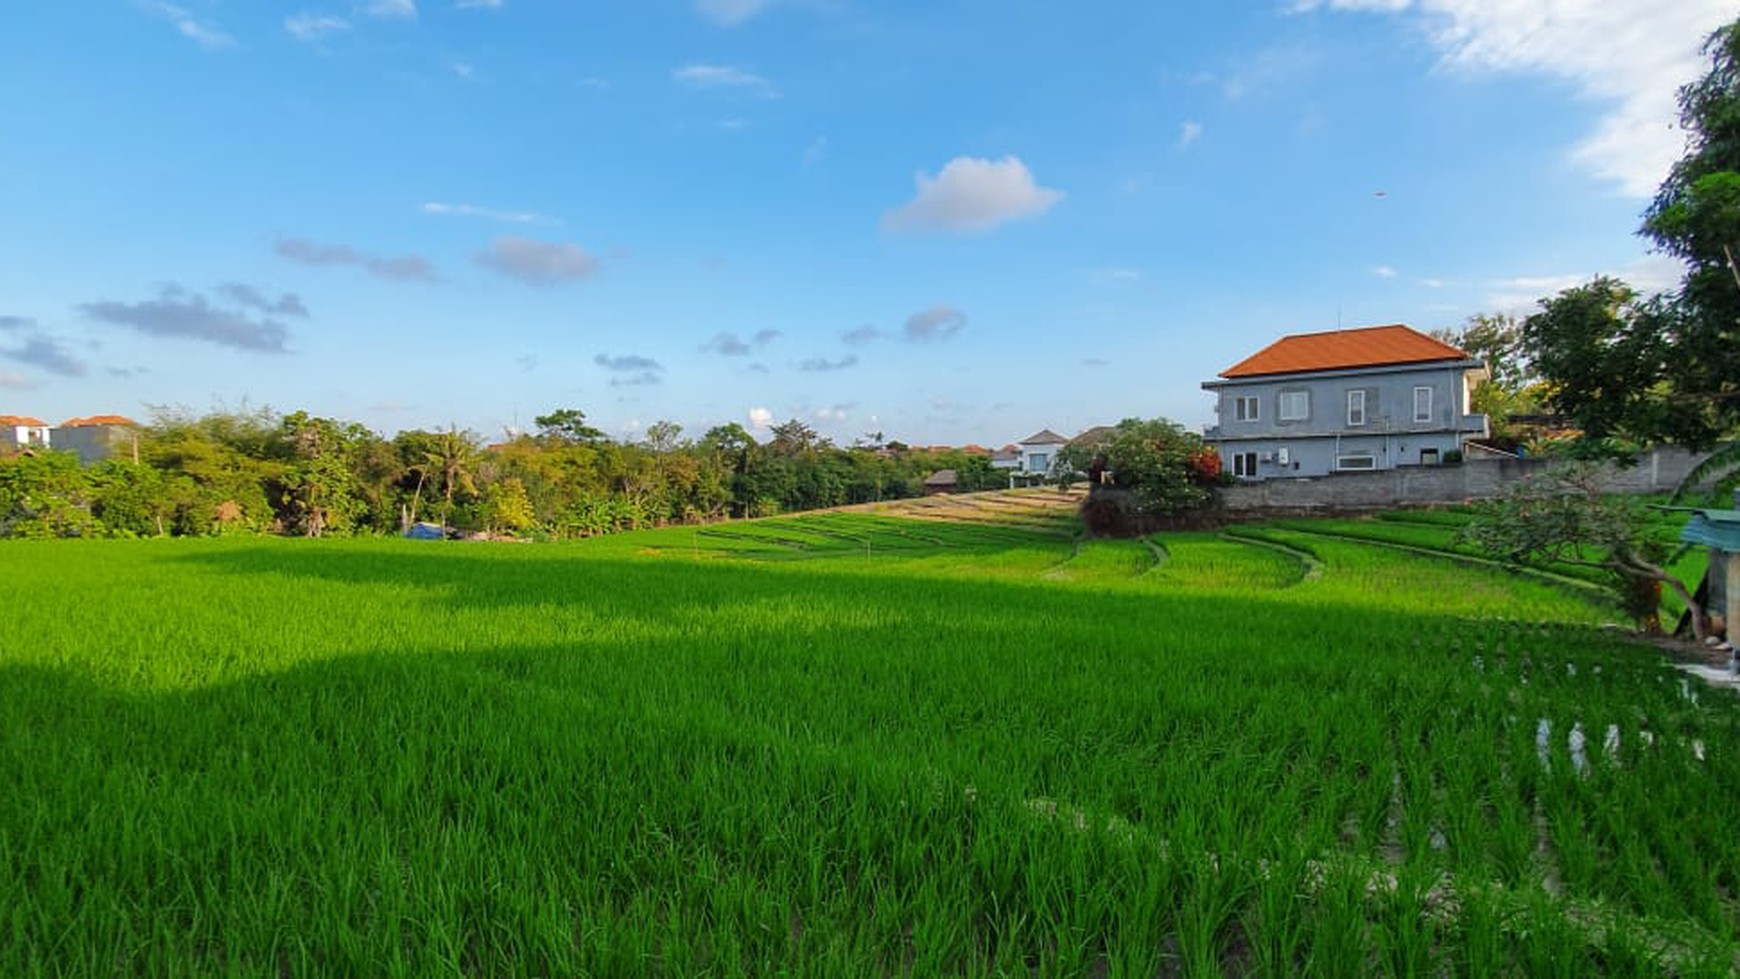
[1233,451,1259,478]
[1277,391,1309,421]
[1336,453,1377,471]
[1347,390,1367,427]
[1234,396,1259,422]
[1413,385,1433,423]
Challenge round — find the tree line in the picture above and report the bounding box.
[1457,18,1740,638]
[1439,19,1740,494]
[0,408,1019,539]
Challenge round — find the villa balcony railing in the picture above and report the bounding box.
[1205,414,1488,441]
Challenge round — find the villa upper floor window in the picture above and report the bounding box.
[1347,390,1366,427]
[1278,391,1309,421]
[1234,396,1259,421]
[1414,386,1433,423]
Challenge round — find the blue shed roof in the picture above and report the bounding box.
[1681,510,1740,550]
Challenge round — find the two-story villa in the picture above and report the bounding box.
[1202,324,1489,480]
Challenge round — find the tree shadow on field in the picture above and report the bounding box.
[0,587,1463,978]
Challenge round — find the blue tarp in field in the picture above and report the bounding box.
[404,522,447,540]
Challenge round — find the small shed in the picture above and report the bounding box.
[404,521,449,540]
[1680,507,1740,643]
[923,469,959,496]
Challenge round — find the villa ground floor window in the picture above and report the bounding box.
[1233,451,1259,478]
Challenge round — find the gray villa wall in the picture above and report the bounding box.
[1217,446,1709,511]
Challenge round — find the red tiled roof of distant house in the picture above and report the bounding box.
[1219,324,1470,378]
[0,415,48,427]
[58,414,140,427]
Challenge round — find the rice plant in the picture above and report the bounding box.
[3,507,1737,974]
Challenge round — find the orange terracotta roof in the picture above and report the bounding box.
[58,414,139,427]
[0,415,48,427]
[1220,324,1470,379]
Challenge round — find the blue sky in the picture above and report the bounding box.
[0,0,1731,447]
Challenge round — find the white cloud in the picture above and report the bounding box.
[1179,120,1203,147]
[451,62,475,79]
[594,353,663,389]
[0,369,35,391]
[80,285,293,354]
[701,330,779,357]
[285,12,350,41]
[1484,254,1684,311]
[456,0,502,8]
[421,201,558,225]
[841,324,883,345]
[799,355,858,372]
[747,406,774,430]
[802,136,828,168]
[697,0,772,25]
[1290,0,1735,197]
[904,305,966,342]
[275,236,438,282]
[1371,265,1398,279]
[1198,44,1321,101]
[672,64,777,97]
[363,0,417,18]
[475,237,599,286]
[882,155,1064,234]
[143,2,234,48]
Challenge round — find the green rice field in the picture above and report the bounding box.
[4,490,1738,975]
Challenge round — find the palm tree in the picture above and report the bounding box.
[423,426,479,529]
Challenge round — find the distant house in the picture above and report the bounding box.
[0,415,51,451]
[51,414,141,464]
[990,444,1020,470]
[1069,425,1116,449]
[923,469,959,495]
[1015,429,1068,478]
[1201,324,1489,480]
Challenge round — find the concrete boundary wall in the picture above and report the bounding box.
[1218,446,1711,512]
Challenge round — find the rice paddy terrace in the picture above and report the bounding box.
[3,489,1737,976]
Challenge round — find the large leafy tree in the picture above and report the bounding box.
[1643,18,1740,409]
[1521,278,1683,447]
[534,408,607,445]
[767,419,825,457]
[1641,19,1740,500]
[1520,20,1740,459]
[1461,464,1706,639]
[1432,313,1542,445]
[1056,418,1216,532]
[275,411,369,537]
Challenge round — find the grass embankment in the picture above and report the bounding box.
[3,492,1737,975]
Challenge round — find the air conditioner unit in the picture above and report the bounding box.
[1276,448,1290,466]
[1259,452,1273,463]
